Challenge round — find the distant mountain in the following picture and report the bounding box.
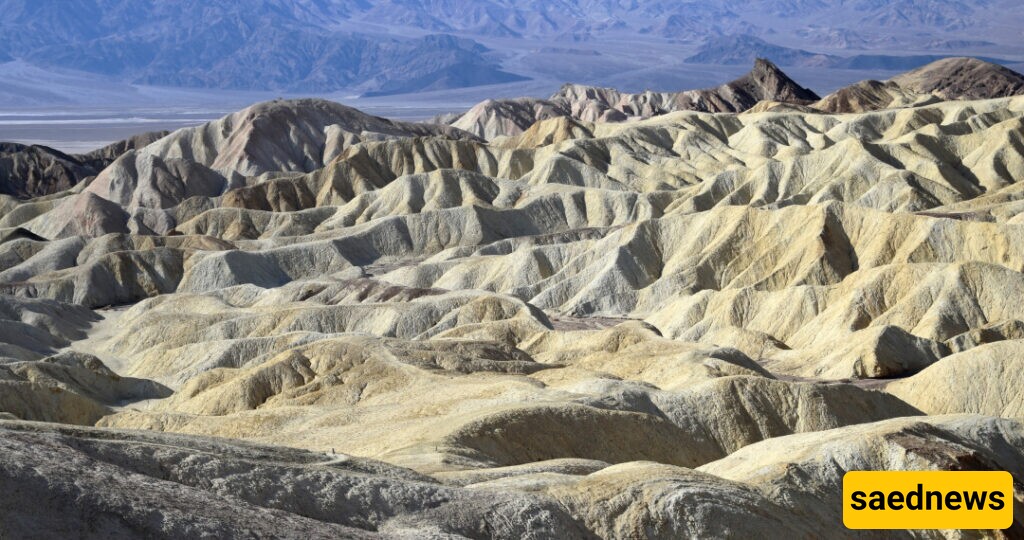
[640,8,747,40]
[687,34,1015,73]
[850,0,982,31]
[832,54,1011,70]
[831,54,960,70]
[685,35,838,67]
[334,0,1012,42]
[0,0,1022,100]
[925,39,997,50]
[794,27,878,50]
[0,1,525,94]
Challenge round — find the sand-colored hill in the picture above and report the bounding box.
[5,415,1022,538]
[2,88,1024,535]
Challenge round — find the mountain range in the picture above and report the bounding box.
[685,34,1015,71]
[0,0,1022,100]
[0,1,526,95]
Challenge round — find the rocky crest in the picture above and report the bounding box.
[816,57,1024,113]
[450,59,820,139]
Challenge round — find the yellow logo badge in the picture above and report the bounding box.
[843,471,1013,530]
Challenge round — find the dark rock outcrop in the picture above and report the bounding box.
[0,131,169,199]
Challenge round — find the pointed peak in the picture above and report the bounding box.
[752,57,783,74]
[731,58,821,102]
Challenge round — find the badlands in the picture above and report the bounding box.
[2,58,1024,538]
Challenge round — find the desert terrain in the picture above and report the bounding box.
[1,57,1024,538]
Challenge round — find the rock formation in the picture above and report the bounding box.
[2,66,1024,536]
[0,131,168,199]
[449,59,820,139]
[816,57,1024,113]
